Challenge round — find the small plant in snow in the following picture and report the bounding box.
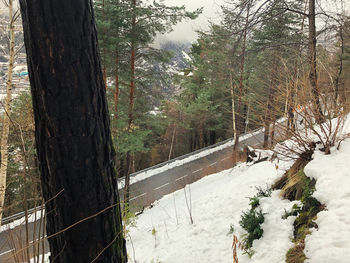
[227,224,235,236]
[183,185,193,224]
[152,227,157,248]
[255,185,272,198]
[282,203,302,220]
[249,186,272,209]
[123,207,137,237]
[238,186,270,256]
[239,209,265,250]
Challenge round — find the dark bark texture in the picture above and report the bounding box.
[19,0,127,262]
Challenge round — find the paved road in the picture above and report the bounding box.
[0,220,46,263]
[0,126,271,262]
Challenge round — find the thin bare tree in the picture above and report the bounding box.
[0,0,20,224]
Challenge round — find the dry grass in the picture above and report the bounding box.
[286,240,307,263]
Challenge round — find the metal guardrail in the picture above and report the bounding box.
[117,126,263,184]
[1,207,38,225]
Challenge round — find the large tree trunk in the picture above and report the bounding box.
[19,0,127,262]
[0,0,15,224]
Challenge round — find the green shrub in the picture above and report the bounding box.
[239,209,265,249]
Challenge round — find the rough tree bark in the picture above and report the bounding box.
[0,0,15,224]
[19,0,127,262]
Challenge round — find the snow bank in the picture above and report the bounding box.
[250,191,300,263]
[304,139,350,263]
[29,253,50,263]
[0,210,44,232]
[126,158,296,262]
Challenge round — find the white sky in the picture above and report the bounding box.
[1,0,348,43]
[156,0,224,43]
[158,0,350,43]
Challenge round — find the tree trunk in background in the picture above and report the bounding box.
[114,0,120,122]
[19,0,126,262]
[230,72,237,144]
[102,0,108,87]
[234,2,250,150]
[308,0,323,123]
[287,0,307,134]
[124,0,137,209]
[0,0,15,225]
[168,124,176,160]
[114,53,120,121]
[269,54,278,147]
[263,52,278,148]
[334,25,344,104]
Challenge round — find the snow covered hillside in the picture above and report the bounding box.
[126,138,350,262]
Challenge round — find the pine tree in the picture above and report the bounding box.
[19,0,126,261]
[249,0,304,147]
[95,0,202,207]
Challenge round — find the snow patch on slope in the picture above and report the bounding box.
[304,140,350,263]
[126,158,296,262]
[250,191,300,263]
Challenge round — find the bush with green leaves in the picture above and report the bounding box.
[239,208,265,249]
[238,186,271,253]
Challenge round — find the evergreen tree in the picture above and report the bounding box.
[19,0,127,261]
[249,0,304,147]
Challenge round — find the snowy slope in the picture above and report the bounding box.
[126,125,350,263]
[126,158,298,263]
[304,140,350,263]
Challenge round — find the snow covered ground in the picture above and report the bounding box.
[304,140,350,262]
[126,132,350,262]
[126,158,299,263]
[3,117,350,263]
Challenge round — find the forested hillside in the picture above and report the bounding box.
[0,0,349,262]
